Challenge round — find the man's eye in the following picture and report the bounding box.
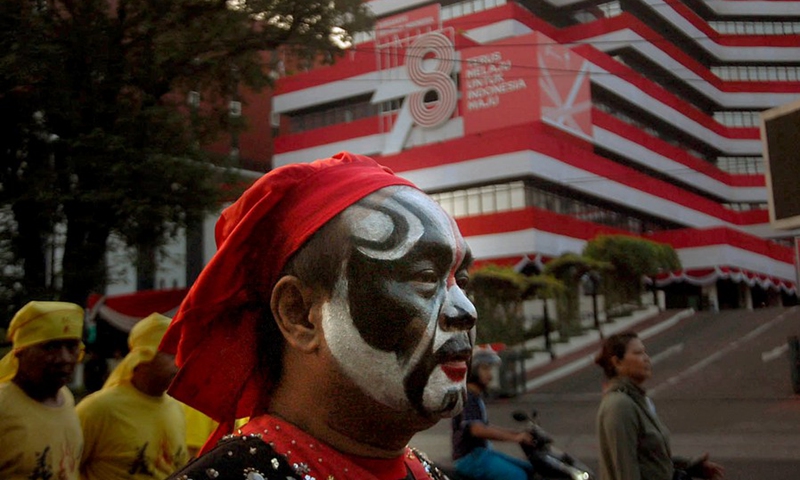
[414,270,440,284]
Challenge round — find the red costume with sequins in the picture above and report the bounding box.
[169,414,447,480]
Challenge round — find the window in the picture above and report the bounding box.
[429,180,680,233]
[709,21,800,35]
[442,0,505,22]
[285,96,380,133]
[716,156,764,175]
[452,190,468,218]
[573,1,622,22]
[711,66,800,83]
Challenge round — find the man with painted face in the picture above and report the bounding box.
[163,152,477,480]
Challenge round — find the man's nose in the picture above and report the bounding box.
[440,286,477,331]
[54,345,79,363]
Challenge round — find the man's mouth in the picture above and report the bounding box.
[440,361,468,381]
[50,370,74,382]
[434,337,473,382]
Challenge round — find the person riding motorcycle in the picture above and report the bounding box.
[451,347,535,480]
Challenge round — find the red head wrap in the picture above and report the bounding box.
[160,152,417,443]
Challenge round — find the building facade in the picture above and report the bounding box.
[268,0,800,310]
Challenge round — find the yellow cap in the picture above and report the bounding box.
[0,301,84,383]
[103,312,171,389]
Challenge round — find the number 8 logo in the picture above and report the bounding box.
[406,32,457,128]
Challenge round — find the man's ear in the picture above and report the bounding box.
[271,276,322,353]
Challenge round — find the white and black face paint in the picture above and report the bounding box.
[322,186,476,419]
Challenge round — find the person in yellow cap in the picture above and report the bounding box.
[0,301,85,480]
[76,313,188,480]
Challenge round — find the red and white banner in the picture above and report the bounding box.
[86,288,188,332]
[655,266,795,294]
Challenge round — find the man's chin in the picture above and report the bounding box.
[436,405,464,419]
[422,388,466,419]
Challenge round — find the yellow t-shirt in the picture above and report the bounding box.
[76,383,188,480]
[0,382,83,480]
[181,404,218,455]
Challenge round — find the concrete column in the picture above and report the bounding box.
[656,290,666,311]
[702,283,719,312]
[742,283,753,310]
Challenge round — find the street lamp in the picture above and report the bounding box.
[587,272,603,339]
[542,298,555,360]
[650,268,663,311]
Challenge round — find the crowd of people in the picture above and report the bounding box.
[1,152,724,480]
[0,303,199,480]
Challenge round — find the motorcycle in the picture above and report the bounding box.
[513,409,594,480]
[441,409,594,480]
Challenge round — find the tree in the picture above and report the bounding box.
[583,234,681,312]
[0,1,374,319]
[467,264,563,346]
[467,265,528,345]
[543,252,611,338]
[520,272,563,358]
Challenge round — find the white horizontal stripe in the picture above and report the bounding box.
[704,1,800,16]
[463,19,534,44]
[273,135,385,168]
[737,223,800,239]
[466,228,587,260]
[594,127,765,202]
[273,71,383,114]
[368,0,432,17]
[272,116,465,168]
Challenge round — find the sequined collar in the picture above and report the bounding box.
[239,414,440,480]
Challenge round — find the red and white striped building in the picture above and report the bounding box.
[265,0,800,310]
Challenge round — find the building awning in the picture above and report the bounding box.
[86,288,189,333]
[655,266,796,295]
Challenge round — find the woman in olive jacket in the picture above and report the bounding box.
[594,332,724,480]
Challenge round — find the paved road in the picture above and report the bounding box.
[410,307,800,479]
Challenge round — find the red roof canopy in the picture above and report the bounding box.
[86,288,189,332]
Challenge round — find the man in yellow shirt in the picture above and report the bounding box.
[77,313,187,480]
[0,301,85,480]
